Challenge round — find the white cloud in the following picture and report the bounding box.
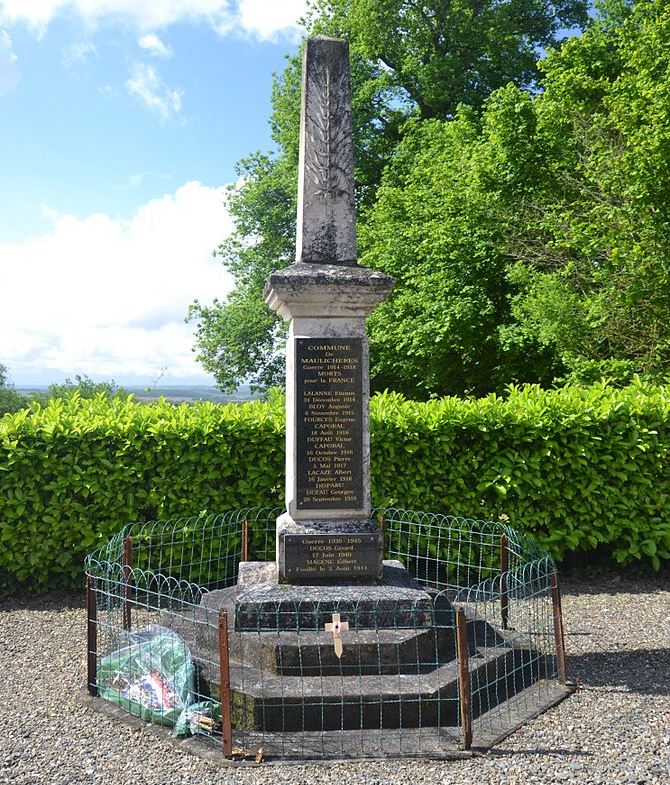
[126,61,182,122]
[138,32,172,58]
[109,172,174,190]
[236,0,306,41]
[0,1,307,41]
[0,28,19,94]
[0,181,234,383]
[61,40,96,66]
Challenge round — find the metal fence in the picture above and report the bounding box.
[84,508,568,761]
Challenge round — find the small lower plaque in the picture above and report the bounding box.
[283,533,381,581]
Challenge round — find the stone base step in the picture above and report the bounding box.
[201,560,438,631]
[165,612,458,676]
[225,679,569,760]
[228,626,457,675]
[220,646,545,732]
[230,724,464,760]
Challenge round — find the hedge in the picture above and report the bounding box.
[1,380,669,589]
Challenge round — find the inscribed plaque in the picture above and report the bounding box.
[283,533,380,580]
[295,338,363,510]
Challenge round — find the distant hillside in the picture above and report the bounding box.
[15,385,260,405]
[128,385,260,404]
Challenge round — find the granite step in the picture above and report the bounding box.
[225,626,457,675]
[199,560,439,631]
[164,597,502,681]
[219,645,544,731]
[164,608,457,676]
[228,679,569,760]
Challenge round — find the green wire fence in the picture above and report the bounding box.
[85,508,568,760]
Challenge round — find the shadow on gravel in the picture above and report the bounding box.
[483,747,593,758]
[0,590,85,612]
[560,577,670,598]
[569,648,670,695]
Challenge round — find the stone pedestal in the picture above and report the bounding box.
[203,560,439,630]
[173,565,544,741]
[264,263,393,583]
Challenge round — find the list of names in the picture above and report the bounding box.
[295,338,363,510]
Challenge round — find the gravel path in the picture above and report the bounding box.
[1,574,668,785]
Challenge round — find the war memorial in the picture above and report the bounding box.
[83,37,570,761]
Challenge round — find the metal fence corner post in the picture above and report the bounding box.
[123,535,133,631]
[86,575,98,697]
[455,607,473,750]
[500,532,509,630]
[218,608,233,757]
[550,570,567,684]
[242,518,249,562]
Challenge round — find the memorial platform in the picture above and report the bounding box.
[162,560,547,736]
[200,560,436,629]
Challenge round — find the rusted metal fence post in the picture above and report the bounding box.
[500,532,509,630]
[550,571,567,684]
[123,536,133,631]
[218,609,233,757]
[86,576,98,697]
[241,518,249,562]
[378,514,385,556]
[455,608,473,750]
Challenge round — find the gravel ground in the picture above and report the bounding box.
[1,574,668,785]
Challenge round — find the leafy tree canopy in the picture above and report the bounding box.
[360,108,561,397]
[308,0,588,118]
[0,364,28,416]
[499,0,670,382]
[189,0,588,394]
[363,0,670,393]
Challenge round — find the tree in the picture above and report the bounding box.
[308,0,588,119]
[47,374,125,400]
[0,364,28,415]
[362,0,670,393]
[189,0,588,393]
[360,107,561,398]
[499,0,670,381]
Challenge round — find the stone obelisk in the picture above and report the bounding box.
[264,37,393,584]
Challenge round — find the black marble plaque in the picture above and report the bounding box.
[283,533,380,580]
[295,338,363,510]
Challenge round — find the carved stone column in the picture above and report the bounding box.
[264,38,393,584]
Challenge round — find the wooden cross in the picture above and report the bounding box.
[324,612,349,659]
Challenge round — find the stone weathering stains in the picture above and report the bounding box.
[296,36,357,266]
[264,36,393,583]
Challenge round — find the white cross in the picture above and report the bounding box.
[324,612,349,659]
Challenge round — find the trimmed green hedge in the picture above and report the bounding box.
[1,381,669,589]
[371,383,670,571]
[0,397,284,589]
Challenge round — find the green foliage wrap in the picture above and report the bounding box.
[2,382,669,589]
[0,395,284,589]
[370,382,670,571]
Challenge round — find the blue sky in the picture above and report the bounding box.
[0,1,307,386]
